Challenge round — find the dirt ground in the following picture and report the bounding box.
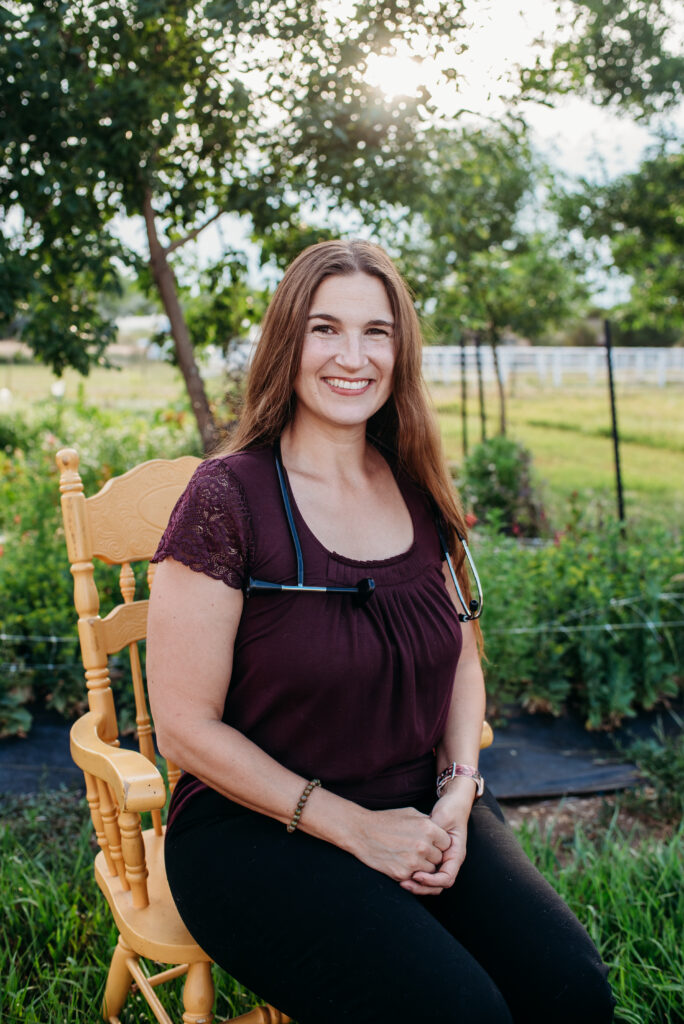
[500,789,675,848]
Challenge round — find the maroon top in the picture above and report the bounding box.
[152,446,463,827]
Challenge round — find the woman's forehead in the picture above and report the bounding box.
[308,272,392,316]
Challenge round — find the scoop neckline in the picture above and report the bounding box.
[277,453,418,569]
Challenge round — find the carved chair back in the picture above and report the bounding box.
[57,447,290,1024]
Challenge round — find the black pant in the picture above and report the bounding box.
[165,787,616,1024]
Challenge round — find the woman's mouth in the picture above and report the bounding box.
[323,377,372,394]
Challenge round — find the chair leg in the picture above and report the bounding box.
[182,960,214,1024]
[102,936,134,1021]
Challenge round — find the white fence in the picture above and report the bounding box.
[422,346,684,388]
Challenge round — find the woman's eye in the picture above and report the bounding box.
[367,327,390,337]
[311,323,335,335]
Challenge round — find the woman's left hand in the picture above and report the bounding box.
[399,778,476,896]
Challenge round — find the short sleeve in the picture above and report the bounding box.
[151,458,253,589]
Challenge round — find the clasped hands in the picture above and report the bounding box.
[353,784,474,897]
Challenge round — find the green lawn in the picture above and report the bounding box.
[0,360,185,411]
[432,380,684,527]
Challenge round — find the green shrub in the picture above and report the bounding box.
[618,721,684,820]
[477,511,684,728]
[1,400,683,736]
[0,401,201,736]
[460,435,547,537]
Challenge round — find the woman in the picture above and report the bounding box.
[147,240,615,1024]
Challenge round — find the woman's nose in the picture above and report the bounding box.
[334,332,365,370]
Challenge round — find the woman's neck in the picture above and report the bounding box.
[280,419,376,485]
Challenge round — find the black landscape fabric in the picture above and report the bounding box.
[0,704,681,800]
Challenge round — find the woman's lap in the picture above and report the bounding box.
[165,788,614,1024]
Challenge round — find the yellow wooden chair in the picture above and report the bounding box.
[56,448,290,1024]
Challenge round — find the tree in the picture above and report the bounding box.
[555,144,684,330]
[1,0,472,450]
[400,127,586,435]
[519,0,684,118]
[516,1,684,340]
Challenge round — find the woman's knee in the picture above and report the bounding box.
[348,966,513,1024]
[550,957,616,1024]
[424,973,513,1024]
[521,949,615,1024]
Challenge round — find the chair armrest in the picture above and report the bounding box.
[70,711,167,813]
[480,720,494,749]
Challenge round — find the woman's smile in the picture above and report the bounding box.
[323,376,373,394]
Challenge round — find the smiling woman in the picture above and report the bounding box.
[146,239,615,1024]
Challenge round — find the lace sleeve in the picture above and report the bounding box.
[151,458,252,589]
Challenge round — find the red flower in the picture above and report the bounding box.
[465,512,478,528]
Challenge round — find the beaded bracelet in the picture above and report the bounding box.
[286,778,321,833]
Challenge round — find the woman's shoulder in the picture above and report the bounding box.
[169,448,272,530]
[193,446,274,492]
[203,445,272,474]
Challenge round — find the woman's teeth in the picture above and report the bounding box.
[325,378,370,391]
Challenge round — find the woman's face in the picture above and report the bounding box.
[292,272,396,433]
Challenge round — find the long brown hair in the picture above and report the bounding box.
[219,239,479,632]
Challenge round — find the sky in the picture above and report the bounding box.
[364,0,684,180]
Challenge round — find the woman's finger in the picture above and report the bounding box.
[430,828,452,853]
[411,867,456,888]
[400,878,444,896]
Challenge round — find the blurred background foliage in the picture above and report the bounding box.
[0,0,682,735]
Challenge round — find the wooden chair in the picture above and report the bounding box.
[57,448,290,1024]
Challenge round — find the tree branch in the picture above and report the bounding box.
[163,210,224,255]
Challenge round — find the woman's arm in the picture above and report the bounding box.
[147,557,451,883]
[400,565,487,896]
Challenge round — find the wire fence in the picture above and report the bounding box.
[2,591,683,675]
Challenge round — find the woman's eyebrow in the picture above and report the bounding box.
[307,313,394,328]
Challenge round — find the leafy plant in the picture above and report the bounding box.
[0,400,201,735]
[618,719,684,820]
[477,508,684,727]
[460,435,548,537]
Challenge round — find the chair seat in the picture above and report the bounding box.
[95,827,211,964]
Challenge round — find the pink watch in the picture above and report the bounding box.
[436,762,484,799]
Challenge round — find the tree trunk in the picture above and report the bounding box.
[459,331,468,458]
[489,325,506,436]
[474,331,487,443]
[142,190,218,454]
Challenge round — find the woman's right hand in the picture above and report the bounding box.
[350,807,451,884]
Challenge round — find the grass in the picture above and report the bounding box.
[432,379,684,527]
[2,364,682,1019]
[1,788,682,1024]
[0,361,185,412]
[0,790,257,1024]
[516,811,684,1024]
